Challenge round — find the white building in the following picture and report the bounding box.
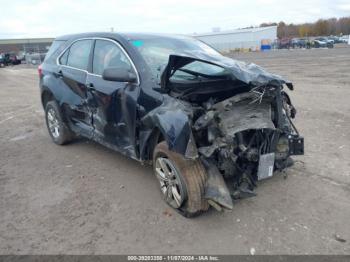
[194,26,277,52]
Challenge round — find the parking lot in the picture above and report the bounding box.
[0,46,349,254]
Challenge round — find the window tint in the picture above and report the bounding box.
[67,40,93,70]
[59,49,69,65]
[93,40,132,75]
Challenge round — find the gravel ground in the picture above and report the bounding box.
[0,46,349,255]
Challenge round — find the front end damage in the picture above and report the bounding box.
[192,85,304,209]
[149,54,304,210]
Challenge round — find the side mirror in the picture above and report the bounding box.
[102,67,137,83]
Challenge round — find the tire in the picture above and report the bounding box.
[45,101,74,145]
[153,141,209,217]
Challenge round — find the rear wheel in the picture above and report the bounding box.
[45,101,74,145]
[153,141,209,217]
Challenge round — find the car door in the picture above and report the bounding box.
[57,39,94,138]
[86,39,140,159]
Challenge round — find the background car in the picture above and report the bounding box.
[328,36,342,44]
[339,35,349,43]
[8,53,21,65]
[0,54,5,67]
[277,37,292,49]
[0,53,22,66]
[291,38,308,48]
[314,37,334,48]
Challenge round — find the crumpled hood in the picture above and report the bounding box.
[161,52,293,91]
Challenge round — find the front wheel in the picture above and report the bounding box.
[153,142,209,217]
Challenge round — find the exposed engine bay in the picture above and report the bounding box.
[186,85,304,209]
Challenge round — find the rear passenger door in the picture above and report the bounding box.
[58,39,94,137]
[86,39,140,158]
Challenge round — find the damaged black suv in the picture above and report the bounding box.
[39,33,304,217]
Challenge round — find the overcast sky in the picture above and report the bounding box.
[0,0,349,38]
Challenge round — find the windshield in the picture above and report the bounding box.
[129,36,222,79]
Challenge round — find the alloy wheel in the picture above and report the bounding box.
[47,108,60,139]
[155,157,187,209]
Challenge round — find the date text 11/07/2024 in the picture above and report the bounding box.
[127,255,220,261]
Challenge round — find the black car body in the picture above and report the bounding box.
[40,32,304,216]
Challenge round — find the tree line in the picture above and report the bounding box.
[259,17,350,38]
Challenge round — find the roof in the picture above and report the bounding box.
[55,32,193,41]
[193,26,277,37]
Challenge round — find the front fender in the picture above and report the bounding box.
[141,96,198,159]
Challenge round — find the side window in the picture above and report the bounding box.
[59,49,69,65]
[44,40,66,64]
[92,40,132,75]
[66,40,93,70]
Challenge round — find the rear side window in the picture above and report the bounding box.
[59,49,69,65]
[92,39,132,75]
[44,40,66,64]
[66,40,93,70]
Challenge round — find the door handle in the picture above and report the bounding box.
[87,83,94,91]
[57,70,63,78]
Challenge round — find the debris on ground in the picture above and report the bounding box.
[334,234,346,243]
[163,209,173,217]
[250,247,256,255]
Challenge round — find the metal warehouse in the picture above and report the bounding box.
[194,26,277,53]
[0,38,54,54]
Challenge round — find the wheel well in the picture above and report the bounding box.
[157,130,165,144]
[143,128,165,161]
[41,90,54,108]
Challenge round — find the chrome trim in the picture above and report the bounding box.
[56,37,140,85]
